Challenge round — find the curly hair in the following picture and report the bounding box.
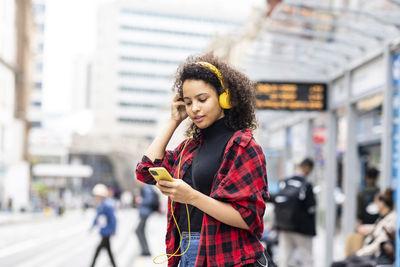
[172,53,257,138]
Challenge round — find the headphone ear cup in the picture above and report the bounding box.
[219,90,232,109]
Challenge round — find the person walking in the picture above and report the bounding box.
[273,158,316,267]
[136,53,271,267]
[135,184,159,256]
[90,184,117,267]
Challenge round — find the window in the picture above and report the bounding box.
[36,62,43,71]
[34,82,42,89]
[30,121,42,128]
[118,102,159,108]
[36,23,45,33]
[119,87,167,94]
[119,56,180,65]
[118,71,171,79]
[119,40,199,52]
[120,9,239,26]
[33,4,45,14]
[31,101,42,107]
[37,43,44,53]
[118,118,156,124]
[120,25,211,38]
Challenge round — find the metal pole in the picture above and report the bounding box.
[306,119,314,157]
[381,45,393,190]
[393,53,400,267]
[284,126,292,177]
[342,100,358,235]
[325,109,337,266]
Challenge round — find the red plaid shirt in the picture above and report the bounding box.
[136,129,269,267]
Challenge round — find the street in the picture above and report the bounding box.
[0,207,345,267]
[0,209,167,267]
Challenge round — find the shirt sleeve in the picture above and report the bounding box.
[135,140,188,184]
[212,140,268,237]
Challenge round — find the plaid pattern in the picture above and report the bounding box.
[136,129,269,267]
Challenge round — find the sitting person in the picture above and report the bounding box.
[374,226,396,265]
[331,189,396,267]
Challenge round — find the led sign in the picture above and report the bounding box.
[256,82,327,111]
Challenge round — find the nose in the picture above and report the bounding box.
[191,101,200,113]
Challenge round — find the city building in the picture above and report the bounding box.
[29,0,47,128]
[91,0,247,141]
[0,0,32,212]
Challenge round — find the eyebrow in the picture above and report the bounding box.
[183,93,208,100]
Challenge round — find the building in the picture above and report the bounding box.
[91,0,247,141]
[0,0,32,211]
[29,0,47,128]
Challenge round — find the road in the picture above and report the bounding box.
[0,209,167,267]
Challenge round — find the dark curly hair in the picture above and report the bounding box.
[173,53,257,138]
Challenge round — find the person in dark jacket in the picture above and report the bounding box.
[356,167,380,226]
[90,184,117,267]
[135,184,158,256]
[276,158,316,267]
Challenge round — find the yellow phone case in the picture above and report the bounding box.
[148,167,174,182]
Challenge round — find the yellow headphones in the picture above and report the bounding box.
[196,62,232,109]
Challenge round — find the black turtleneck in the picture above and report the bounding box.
[178,118,235,232]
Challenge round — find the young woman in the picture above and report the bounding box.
[136,53,269,267]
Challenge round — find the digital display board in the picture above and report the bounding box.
[256,82,327,111]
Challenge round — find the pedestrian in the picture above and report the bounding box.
[136,53,271,267]
[331,188,396,267]
[135,183,159,256]
[273,158,316,267]
[356,167,380,226]
[89,184,117,267]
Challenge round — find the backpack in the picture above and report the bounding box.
[274,177,307,230]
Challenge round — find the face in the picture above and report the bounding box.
[301,166,312,176]
[375,196,385,214]
[182,79,224,129]
[365,177,376,186]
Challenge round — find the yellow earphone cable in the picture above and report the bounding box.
[153,133,193,264]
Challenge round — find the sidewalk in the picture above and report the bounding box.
[313,227,346,267]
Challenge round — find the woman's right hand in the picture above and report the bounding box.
[171,93,188,123]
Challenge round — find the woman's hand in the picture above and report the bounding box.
[171,93,188,123]
[156,179,197,204]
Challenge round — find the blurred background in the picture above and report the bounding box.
[0,0,400,266]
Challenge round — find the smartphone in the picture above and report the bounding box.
[148,167,175,182]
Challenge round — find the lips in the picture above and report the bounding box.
[193,116,204,123]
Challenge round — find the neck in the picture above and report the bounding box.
[381,207,390,216]
[200,117,232,138]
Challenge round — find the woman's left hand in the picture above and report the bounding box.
[156,179,197,204]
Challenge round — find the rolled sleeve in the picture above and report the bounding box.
[135,155,163,185]
[135,139,189,184]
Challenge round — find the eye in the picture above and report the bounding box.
[199,98,207,103]
[184,101,192,106]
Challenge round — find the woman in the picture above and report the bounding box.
[331,188,396,267]
[136,53,269,267]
